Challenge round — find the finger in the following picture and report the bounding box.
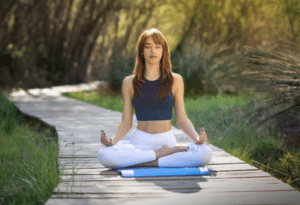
[101,131,107,138]
[101,135,106,143]
[101,134,109,145]
[101,137,106,145]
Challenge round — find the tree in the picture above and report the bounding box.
[0,0,121,87]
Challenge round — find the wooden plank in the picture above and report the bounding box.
[59,170,272,182]
[45,196,165,205]
[45,191,300,205]
[53,186,296,195]
[59,164,259,175]
[52,177,289,188]
[53,184,296,194]
[53,178,295,193]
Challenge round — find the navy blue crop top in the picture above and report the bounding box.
[132,76,174,121]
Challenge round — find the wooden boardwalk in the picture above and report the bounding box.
[10,86,300,205]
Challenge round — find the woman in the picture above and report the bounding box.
[98,28,213,168]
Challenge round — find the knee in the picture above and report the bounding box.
[202,145,213,165]
[97,147,116,168]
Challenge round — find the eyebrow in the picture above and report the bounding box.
[145,43,161,46]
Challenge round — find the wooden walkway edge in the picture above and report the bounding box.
[10,86,300,205]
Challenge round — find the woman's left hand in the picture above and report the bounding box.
[101,130,114,146]
[195,128,208,145]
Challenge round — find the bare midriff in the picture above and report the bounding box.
[136,120,172,134]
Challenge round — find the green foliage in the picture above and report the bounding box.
[171,44,220,97]
[63,90,125,113]
[108,52,135,95]
[0,91,21,135]
[0,92,60,204]
[277,152,300,190]
[0,91,20,119]
[279,152,300,177]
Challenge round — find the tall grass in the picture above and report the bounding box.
[63,90,300,191]
[0,92,60,204]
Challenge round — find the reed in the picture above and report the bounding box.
[0,91,60,204]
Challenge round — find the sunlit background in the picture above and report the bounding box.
[0,0,299,94]
[1,1,300,203]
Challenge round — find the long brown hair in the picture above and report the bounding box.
[132,28,174,100]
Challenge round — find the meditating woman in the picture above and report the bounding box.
[98,28,213,168]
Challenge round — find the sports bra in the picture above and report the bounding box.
[132,76,174,121]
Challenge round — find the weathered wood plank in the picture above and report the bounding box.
[59,170,273,182]
[45,191,300,205]
[59,163,258,175]
[53,184,296,194]
[53,178,295,193]
[52,177,288,187]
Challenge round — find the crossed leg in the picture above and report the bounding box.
[134,144,188,167]
[99,129,213,168]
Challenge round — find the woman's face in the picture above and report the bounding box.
[143,36,163,65]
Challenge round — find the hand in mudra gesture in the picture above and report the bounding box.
[195,128,208,145]
[101,130,114,146]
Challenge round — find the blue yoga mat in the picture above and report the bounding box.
[116,167,210,178]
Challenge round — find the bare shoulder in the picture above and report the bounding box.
[171,72,183,96]
[172,72,183,81]
[123,75,135,98]
[123,75,135,85]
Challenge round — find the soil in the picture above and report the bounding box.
[18,111,58,144]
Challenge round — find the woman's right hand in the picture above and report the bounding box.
[101,130,114,146]
[195,128,208,145]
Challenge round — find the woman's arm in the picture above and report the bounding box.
[177,118,208,144]
[173,73,207,144]
[101,123,132,146]
[111,123,132,145]
[101,76,134,146]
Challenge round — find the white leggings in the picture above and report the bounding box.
[97,128,213,168]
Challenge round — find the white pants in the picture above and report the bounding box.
[97,127,213,168]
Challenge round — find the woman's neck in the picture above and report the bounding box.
[145,63,160,79]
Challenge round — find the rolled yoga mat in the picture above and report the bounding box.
[116,167,210,178]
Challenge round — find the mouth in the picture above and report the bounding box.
[150,55,157,58]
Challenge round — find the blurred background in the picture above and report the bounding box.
[1,1,300,197]
[1,0,299,144]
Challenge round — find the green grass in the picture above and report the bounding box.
[0,92,60,204]
[63,90,124,112]
[63,90,300,191]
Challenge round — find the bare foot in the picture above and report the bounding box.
[154,144,188,159]
[134,160,159,167]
